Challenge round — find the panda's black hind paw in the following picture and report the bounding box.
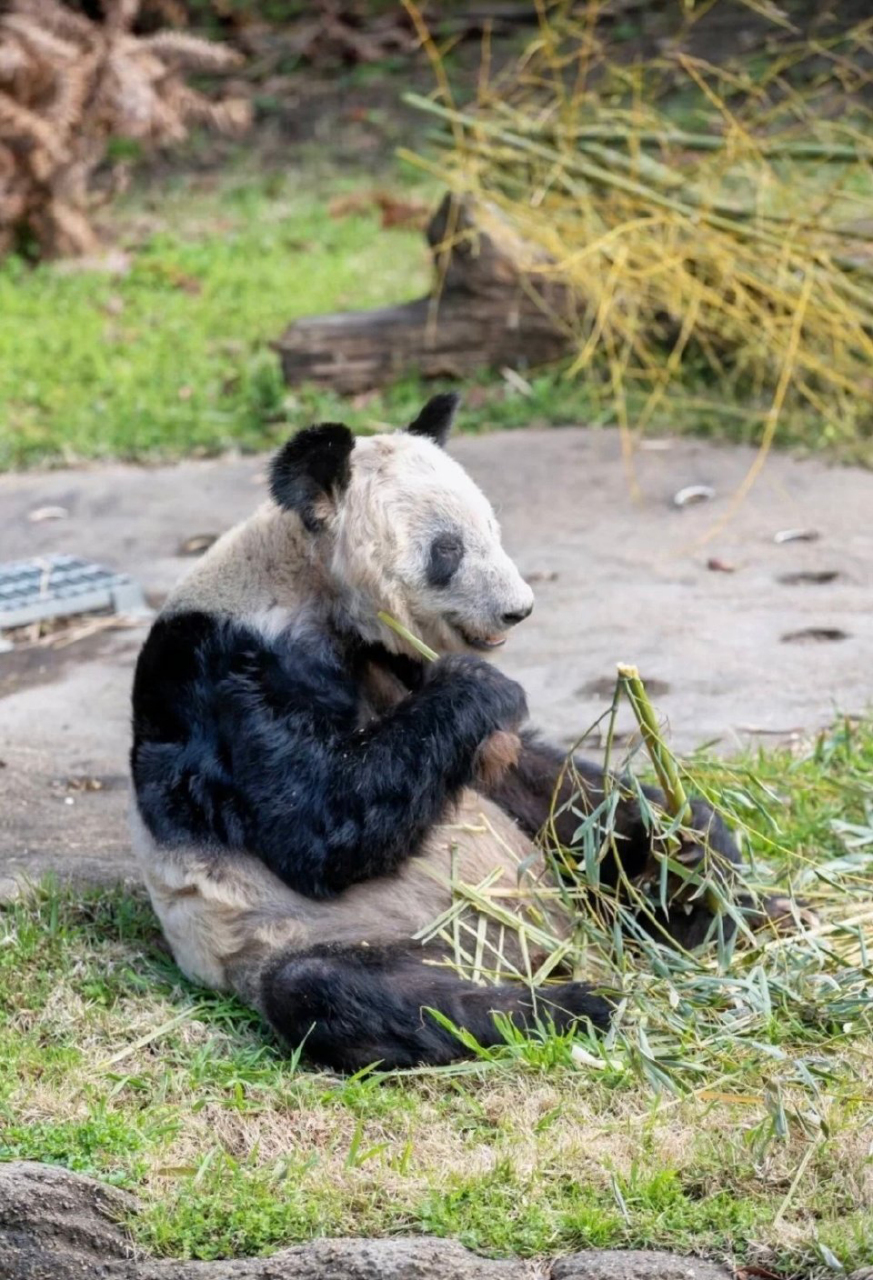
[262,942,612,1071]
[535,981,614,1033]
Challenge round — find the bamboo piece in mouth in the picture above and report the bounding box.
[378,610,439,662]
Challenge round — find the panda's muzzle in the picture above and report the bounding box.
[456,601,532,650]
[447,617,507,650]
[449,576,534,652]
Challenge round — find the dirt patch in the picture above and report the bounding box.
[778,570,841,586]
[781,627,850,645]
[0,628,132,701]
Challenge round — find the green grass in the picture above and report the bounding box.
[0,172,430,469]
[2,717,873,1275]
[0,165,605,472]
[3,160,871,474]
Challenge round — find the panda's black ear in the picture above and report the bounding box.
[407,392,460,448]
[269,424,354,532]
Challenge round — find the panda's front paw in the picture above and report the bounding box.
[426,654,528,733]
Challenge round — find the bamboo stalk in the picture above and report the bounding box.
[616,663,692,825]
[549,127,866,164]
[377,610,438,662]
[614,665,730,917]
[405,94,776,229]
[405,93,873,256]
[577,134,868,163]
[485,99,871,161]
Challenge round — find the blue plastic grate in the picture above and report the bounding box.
[0,554,148,632]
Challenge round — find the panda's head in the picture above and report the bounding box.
[269,393,534,656]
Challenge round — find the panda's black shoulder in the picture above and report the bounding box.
[132,611,214,698]
[132,611,240,747]
[131,608,359,752]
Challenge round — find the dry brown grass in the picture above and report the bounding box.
[9,960,873,1265]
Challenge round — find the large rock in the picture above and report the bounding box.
[553,1249,732,1279]
[0,1160,136,1278]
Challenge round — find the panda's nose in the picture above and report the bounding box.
[502,601,533,627]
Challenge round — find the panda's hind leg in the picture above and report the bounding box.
[260,942,611,1071]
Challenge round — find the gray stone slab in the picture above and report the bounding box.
[552,1250,731,1280]
[0,428,870,891]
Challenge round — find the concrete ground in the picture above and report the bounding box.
[1,427,871,894]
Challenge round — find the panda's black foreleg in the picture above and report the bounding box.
[260,942,612,1071]
[483,731,742,948]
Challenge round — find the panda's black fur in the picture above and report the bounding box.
[132,616,527,900]
[130,394,741,1072]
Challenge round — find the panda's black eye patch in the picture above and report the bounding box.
[427,533,464,588]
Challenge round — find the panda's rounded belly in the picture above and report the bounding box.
[133,789,553,994]
[331,789,544,944]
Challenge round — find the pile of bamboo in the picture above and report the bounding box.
[404,5,873,455]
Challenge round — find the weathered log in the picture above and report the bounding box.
[274,193,575,394]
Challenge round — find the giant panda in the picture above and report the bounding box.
[130,393,741,1072]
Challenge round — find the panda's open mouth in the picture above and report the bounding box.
[457,627,506,651]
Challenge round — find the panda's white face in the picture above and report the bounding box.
[266,396,535,658]
[331,431,534,656]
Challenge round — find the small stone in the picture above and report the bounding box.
[673,485,715,508]
[0,877,22,904]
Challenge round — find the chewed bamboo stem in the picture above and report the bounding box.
[616,663,692,825]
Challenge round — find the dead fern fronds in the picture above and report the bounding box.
[0,0,251,258]
[14,0,94,44]
[138,30,242,71]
